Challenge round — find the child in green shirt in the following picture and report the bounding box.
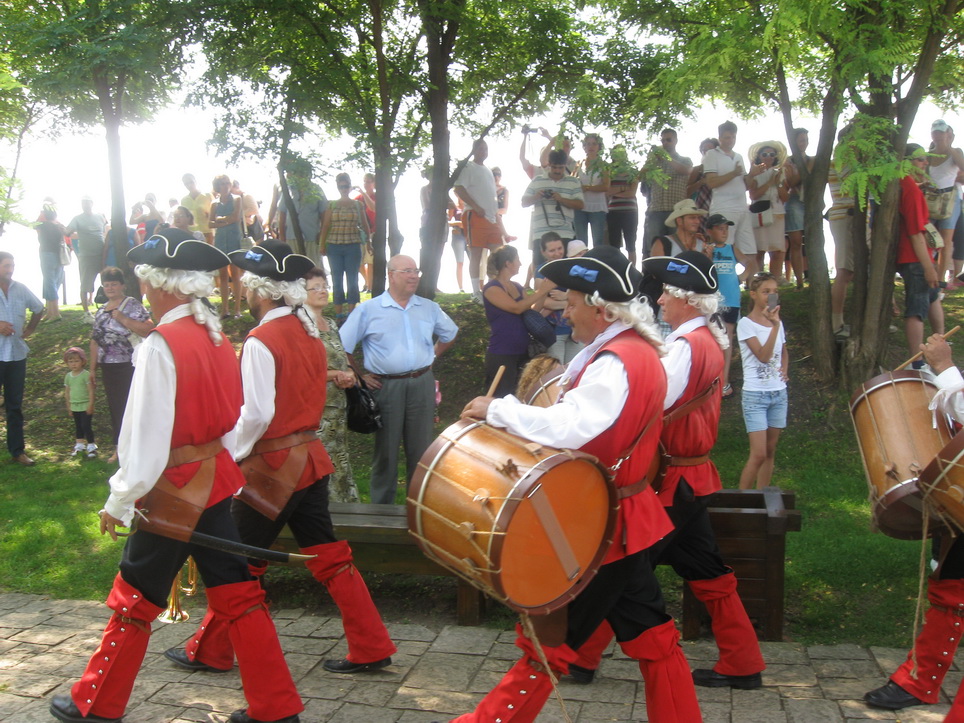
[64,347,96,458]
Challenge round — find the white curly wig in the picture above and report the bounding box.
[584,291,665,356]
[661,284,729,350]
[135,264,223,345]
[240,271,318,337]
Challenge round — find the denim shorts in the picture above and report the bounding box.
[742,388,788,433]
[897,262,940,320]
[784,194,804,233]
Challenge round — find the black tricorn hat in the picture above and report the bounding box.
[228,240,314,281]
[128,229,229,272]
[642,251,719,294]
[541,245,641,302]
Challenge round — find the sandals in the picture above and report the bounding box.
[722,383,733,398]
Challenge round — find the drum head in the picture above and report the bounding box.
[918,431,964,535]
[498,456,613,611]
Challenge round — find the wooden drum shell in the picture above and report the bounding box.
[850,371,954,539]
[407,419,616,615]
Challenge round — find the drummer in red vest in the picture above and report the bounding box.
[568,250,766,690]
[163,241,396,683]
[864,333,964,718]
[458,245,702,723]
[50,230,304,723]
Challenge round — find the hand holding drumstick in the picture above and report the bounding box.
[461,366,504,420]
[920,330,958,374]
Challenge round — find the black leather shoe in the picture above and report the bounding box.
[568,663,597,684]
[49,695,122,722]
[864,680,925,710]
[692,668,763,689]
[322,656,392,673]
[164,646,232,673]
[228,710,301,723]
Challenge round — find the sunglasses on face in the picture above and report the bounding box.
[760,152,777,158]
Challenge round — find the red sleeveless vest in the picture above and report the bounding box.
[244,313,333,489]
[574,329,672,563]
[657,325,723,504]
[154,316,245,507]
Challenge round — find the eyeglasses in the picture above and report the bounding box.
[337,184,350,189]
[760,152,777,158]
[390,268,421,276]
[306,285,328,293]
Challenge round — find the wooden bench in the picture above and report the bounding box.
[273,490,800,639]
[679,487,801,641]
[273,502,486,626]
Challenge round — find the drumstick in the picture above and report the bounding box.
[896,325,961,370]
[486,366,506,397]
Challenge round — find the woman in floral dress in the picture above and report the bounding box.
[304,266,360,502]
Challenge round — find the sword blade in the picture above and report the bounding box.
[188,530,315,563]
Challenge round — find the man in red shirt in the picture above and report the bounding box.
[896,143,944,368]
[455,246,701,722]
[50,230,303,723]
[164,240,395,681]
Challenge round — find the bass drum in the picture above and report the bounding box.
[407,419,616,615]
[850,370,955,539]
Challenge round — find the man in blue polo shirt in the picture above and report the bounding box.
[340,255,458,504]
[0,252,43,466]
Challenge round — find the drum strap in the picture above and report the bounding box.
[664,377,721,426]
[612,378,719,474]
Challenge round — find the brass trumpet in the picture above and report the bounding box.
[157,557,199,624]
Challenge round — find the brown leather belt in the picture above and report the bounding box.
[666,454,710,467]
[251,430,317,456]
[378,365,432,380]
[617,476,651,500]
[167,440,224,468]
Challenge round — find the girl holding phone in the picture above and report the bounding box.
[737,272,789,489]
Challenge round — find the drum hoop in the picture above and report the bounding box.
[849,370,935,410]
[920,432,964,492]
[525,371,565,406]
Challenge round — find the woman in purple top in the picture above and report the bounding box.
[482,245,554,397]
[88,267,154,462]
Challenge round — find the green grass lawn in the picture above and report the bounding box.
[1,285,961,647]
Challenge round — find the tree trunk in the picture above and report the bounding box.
[416,1,456,299]
[94,75,135,295]
[805,86,843,383]
[370,142,394,297]
[0,104,35,238]
[277,98,306,255]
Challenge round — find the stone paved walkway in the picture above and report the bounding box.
[0,592,958,722]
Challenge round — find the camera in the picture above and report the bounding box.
[521,124,539,135]
[541,189,555,200]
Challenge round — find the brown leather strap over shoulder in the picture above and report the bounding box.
[250,430,318,456]
[167,439,224,468]
[663,377,721,426]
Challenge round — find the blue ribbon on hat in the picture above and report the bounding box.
[667,261,689,273]
[144,236,162,249]
[245,250,264,261]
[569,265,598,282]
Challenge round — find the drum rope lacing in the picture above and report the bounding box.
[910,508,931,681]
